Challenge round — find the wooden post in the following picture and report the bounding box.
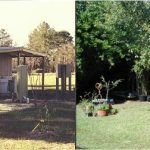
[42,57,45,91]
[56,77,59,92]
[56,77,59,99]
[69,76,71,91]
[17,65,28,102]
[17,52,20,65]
[23,57,26,65]
[61,65,66,92]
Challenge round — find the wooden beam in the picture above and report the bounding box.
[42,57,45,91]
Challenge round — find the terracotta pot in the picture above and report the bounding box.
[97,110,107,116]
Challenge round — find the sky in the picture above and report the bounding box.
[0,0,75,46]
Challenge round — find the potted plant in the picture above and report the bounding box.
[85,103,94,117]
[80,93,94,117]
[97,103,110,116]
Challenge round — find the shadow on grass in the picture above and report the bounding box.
[0,89,76,101]
[28,89,76,101]
[76,146,88,149]
[0,100,75,144]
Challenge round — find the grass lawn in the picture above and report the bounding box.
[0,139,74,150]
[76,101,150,149]
[0,100,75,150]
[28,73,75,90]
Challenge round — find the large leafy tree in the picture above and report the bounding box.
[119,1,150,95]
[28,22,74,72]
[76,1,150,98]
[76,1,123,97]
[0,28,12,47]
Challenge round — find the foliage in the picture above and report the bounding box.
[134,50,150,75]
[53,43,75,71]
[76,1,150,99]
[0,28,12,47]
[96,103,109,111]
[81,76,122,103]
[100,76,122,99]
[28,21,75,72]
[80,92,91,101]
[94,76,122,99]
[80,92,94,114]
[85,103,94,114]
[133,50,150,95]
[110,108,118,115]
[96,103,117,115]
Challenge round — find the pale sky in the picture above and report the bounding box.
[0,0,75,46]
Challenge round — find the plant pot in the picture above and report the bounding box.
[139,95,147,101]
[97,110,107,116]
[147,95,150,101]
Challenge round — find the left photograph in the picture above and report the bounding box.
[0,1,75,150]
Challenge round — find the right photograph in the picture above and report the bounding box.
[76,1,150,149]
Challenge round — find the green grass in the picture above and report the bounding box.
[0,139,74,150]
[76,101,150,149]
[28,73,75,90]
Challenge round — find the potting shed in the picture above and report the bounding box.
[0,47,46,96]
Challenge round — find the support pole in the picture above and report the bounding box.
[56,77,59,92]
[61,65,66,92]
[69,76,71,91]
[56,77,59,99]
[42,57,45,91]
[23,57,26,65]
[17,52,20,65]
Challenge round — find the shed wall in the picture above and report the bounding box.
[0,54,12,76]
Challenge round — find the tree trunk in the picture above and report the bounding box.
[141,70,150,95]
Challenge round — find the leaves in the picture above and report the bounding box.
[0,28,12,47]
[28,21,74,72]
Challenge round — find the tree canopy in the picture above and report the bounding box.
[28,22,75,72]
[0,28,12,47]
[76,1,150,98]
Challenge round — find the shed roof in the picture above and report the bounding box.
[0,47,46,57]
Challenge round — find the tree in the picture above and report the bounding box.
[120,1,150,95]
[76,1,150,100]
[28,21,74,72]
[0,28,12,47]
[76,1,122,98]
[54,43,75,71]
